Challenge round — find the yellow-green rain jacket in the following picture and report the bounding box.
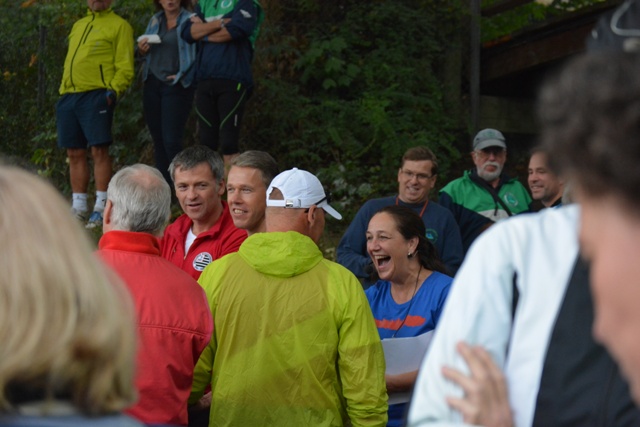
[59,8,134,98]
[194,231,388,426]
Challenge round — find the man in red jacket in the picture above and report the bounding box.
[97,164,213,426]
[161,145,247,279]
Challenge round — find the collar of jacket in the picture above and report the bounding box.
[166,200,233,241]
[467,168,512,190]
[98,230,161,256]
[86,7,113,17]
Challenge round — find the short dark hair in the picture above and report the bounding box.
[529,145,548,159]
[231,150,279,188]
[539,52,640,212]
[369,205,448,282]
[401,146,439,176]
[169,146,224,183]
[153,0,192,11]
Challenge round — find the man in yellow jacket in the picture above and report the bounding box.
[56,0,134,229]
[194,168,388,426]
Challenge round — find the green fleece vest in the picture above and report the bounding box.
[199,0,264,48]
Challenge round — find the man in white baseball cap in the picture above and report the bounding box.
[266,167,342,217]
[192,168,388,426]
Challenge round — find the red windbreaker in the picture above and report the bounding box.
[98,231,213,426]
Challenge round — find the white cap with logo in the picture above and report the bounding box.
[265,168,342,220]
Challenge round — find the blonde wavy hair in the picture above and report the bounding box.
[0,166,137,414]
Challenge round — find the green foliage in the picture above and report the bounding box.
[2,0,466,231]
[246,0,465,221]
[481,0,608,42]
[0,0,155,191]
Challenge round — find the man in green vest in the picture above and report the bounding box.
[439,128,531,254]
[181,0,264,172]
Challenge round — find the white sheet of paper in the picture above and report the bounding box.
[137,34,161,44]
[382,331,434,404]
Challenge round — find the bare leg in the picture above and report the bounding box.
[67,148,89,193]
[91,144,112,192]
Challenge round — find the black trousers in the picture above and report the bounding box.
[143,74,195,184]
[194,78,248,156]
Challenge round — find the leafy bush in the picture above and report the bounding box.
[2,0,467,239]
[246,0,465,222]
[0,0,157,191]
[481,0,608,43]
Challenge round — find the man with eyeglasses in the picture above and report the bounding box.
[338,146,463,284]
[439,128,531,254]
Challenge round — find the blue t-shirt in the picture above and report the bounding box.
[365,271,453,427]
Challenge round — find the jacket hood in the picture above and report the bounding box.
[239,231,323,278]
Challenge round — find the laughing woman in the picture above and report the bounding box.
[138,0,196,186]
[365,205,453,427]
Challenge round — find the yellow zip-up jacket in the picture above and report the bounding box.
[59,8,134,98]
[195,231,388,427]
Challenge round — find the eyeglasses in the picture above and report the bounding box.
[474,147,506,160]
[400,169,433,182]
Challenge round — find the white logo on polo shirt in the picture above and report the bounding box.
[193,252,213,271]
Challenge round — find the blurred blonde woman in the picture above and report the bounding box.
[0,166,144,426]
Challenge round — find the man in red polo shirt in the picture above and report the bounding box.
[161,145,247,280]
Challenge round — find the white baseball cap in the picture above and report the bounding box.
[266,168,342,220]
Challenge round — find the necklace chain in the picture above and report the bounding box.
[391,265,422,338]
[395,196,429,218]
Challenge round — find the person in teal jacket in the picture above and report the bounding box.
[181,0,264,171]
[194,168,388,427]
[439,128,531,254]
[56,0,134,229]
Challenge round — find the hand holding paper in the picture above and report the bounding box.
[382,331,434,404]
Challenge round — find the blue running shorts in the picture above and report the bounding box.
[56,89,114,149]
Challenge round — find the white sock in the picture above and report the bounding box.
[94,191,107,213]
[72,193,88,213]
